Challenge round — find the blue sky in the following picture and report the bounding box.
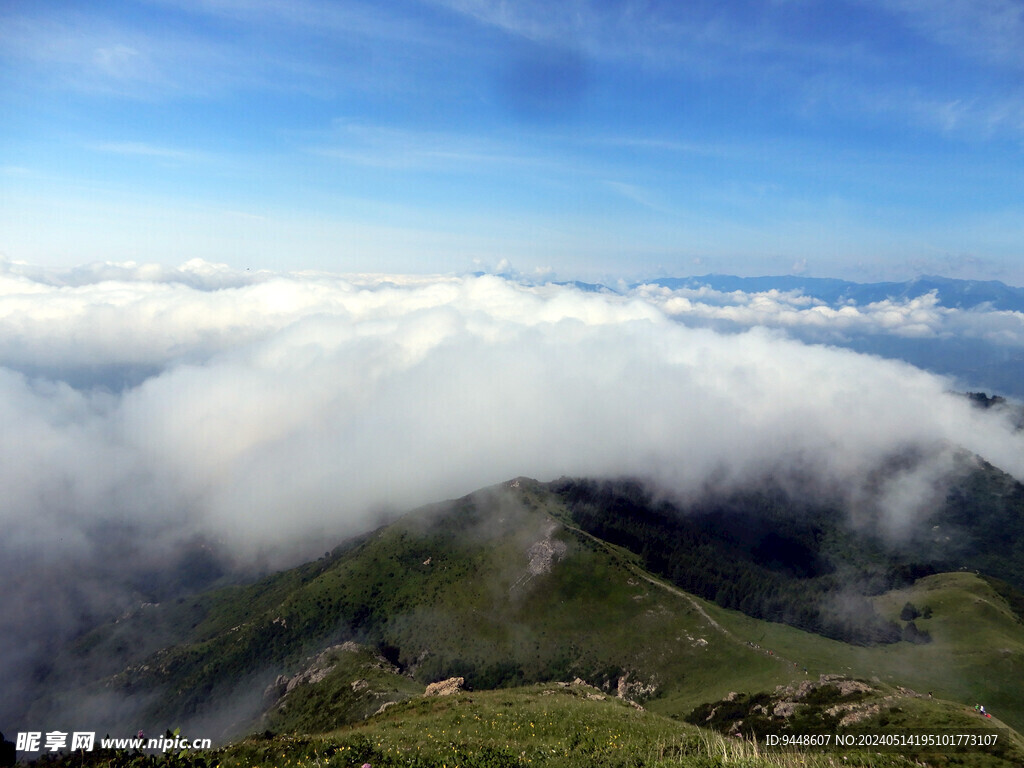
[2,0,1023,282]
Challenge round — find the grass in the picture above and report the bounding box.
[701,573,1024,733]
[212,686,931,767]
[33,480,1024,756]
[30,684,1018,768]
[56,485,809,735]
[262,644,424,734]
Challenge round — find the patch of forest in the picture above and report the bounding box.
[550,462,1024,646]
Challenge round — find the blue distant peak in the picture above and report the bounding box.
[637,275,1024,311]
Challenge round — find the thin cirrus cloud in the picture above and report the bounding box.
[872,0,1024,70]
[1,7,349,99]
[2,1,1023,283]
[87,141,211,162]
[309,123,555,173]
[1,15,204,96]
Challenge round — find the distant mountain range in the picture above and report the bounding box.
[556,274,1024,399]
[638,274,1024,311]
[551,272,1024,311]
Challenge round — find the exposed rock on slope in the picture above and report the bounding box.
[261,642,422,733]
[424,677,464,697]
[685,675,980,741]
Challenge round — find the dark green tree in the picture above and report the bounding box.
[899,602,920,621]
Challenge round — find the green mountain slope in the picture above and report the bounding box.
[261,642,424,734]
[36,480,806,737]
[29,476,1024,752]
[548,463,1024,648]
[33,683,1022,768]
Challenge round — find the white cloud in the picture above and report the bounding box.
[2,261,1023,556]
[87,141,210,163]
[92,43,144,78]
[5,260,1024,728]
[635,283,1024,347]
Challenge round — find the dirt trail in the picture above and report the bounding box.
[560,521,734,641]
[562,519,802,671]
[629,569,731,638]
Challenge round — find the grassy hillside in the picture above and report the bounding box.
[261,642,424,734]
[218,683,1024,767]
[698,573,1024,732]
[35,481,805,737]
[34,684,1012,768]
[548,465,1024,648]
[29,477,1024,751]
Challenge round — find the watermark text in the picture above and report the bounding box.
[16,731,211,753]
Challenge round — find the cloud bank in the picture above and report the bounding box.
[4,259,1024,728]
[634,282,1024,347]
[4,259,1024,548]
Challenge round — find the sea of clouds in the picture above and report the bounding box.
[4,258,1024,728]
[4,260,1024,549]
[634,281,1024,347]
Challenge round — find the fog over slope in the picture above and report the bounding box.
[4,259,1024,727]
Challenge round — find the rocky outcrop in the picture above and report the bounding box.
[424,677,464,697]
[263,649,338,706]
[510,521,568,593]
[527,527,568,576]
[834,702,882,727]
[262,642,397,707]
[260,641,422,732]
[616,672,657,703]
[773,701,798,718]
[689,674,898,738]
[374,700,398,716]
[774,674,872,702]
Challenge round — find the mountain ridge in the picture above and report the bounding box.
[23,471,1024,748]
